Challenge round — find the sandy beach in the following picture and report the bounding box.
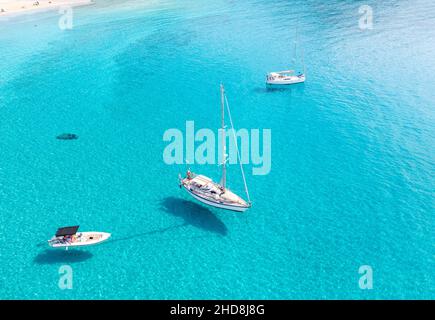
[0,0,94,17]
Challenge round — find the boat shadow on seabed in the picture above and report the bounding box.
[33,249,93,265]
[160,197,228,236]
[253,83,306,94]
[103,197,228,246]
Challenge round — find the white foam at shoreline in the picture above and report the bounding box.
[0,0,94,18]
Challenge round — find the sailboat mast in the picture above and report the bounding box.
[220,84,226,189]
[298,28,306,77]
[293,37,297,65]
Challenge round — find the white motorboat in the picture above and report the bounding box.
[179,85,251,213]
[48,226,111,250]
[266,70,305,85]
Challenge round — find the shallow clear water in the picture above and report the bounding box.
[0,0,434,299]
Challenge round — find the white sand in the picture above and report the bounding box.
[0,0,94,17]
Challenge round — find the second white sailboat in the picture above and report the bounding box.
[266,31,306,86]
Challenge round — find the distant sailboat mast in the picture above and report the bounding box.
[299,26,306,77]
[296,26,306,77]
[292,39,297,65]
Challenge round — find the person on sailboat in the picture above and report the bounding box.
[187,170,192,180]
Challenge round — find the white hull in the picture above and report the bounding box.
[266,75,305,85]
[182,184,249,212]
[49,232,111,249]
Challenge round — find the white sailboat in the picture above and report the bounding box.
[48,226,111,250]
[266,70,305,85]
[266,33,306,86]
[179,85,251,212]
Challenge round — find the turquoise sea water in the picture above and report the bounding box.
[0,0,434,299]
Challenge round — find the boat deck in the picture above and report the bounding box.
[182,174,249,207]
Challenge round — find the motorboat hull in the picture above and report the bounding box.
[49,232,111,249]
